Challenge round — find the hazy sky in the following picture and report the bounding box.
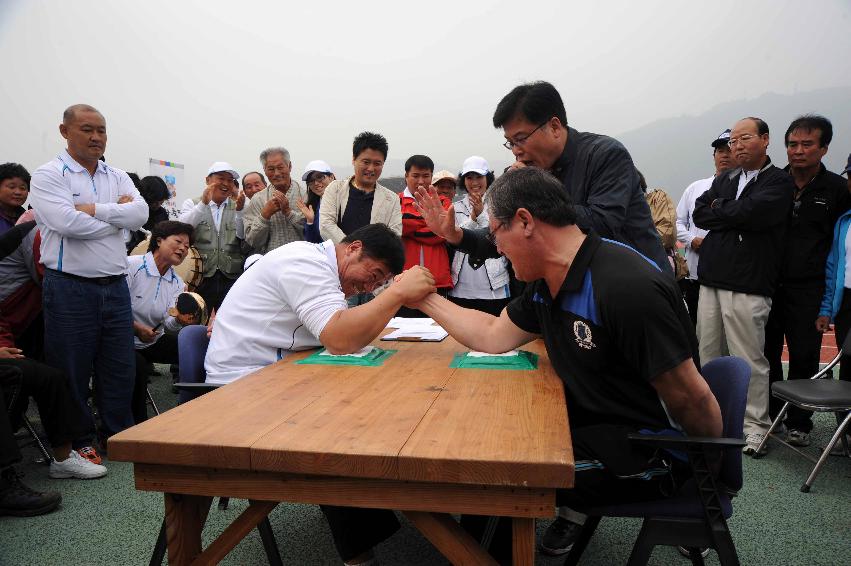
[2,0,850,200]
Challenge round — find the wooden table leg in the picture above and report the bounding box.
[512,517,535,566]
[164,493,212,566]
[403,511,498,566]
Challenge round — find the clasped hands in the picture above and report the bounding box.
[391,265,438,309]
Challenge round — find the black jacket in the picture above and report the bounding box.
[780,163,850,284]
[458,128,669,273]
[693,158,793,297]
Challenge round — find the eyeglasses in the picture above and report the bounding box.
[307,173,328,187]
[486,220,508,245]
[503,122,548,150]
[728,134,760,148]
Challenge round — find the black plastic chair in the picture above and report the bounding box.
[148,325,282,566]
[755,331,851,492]
[565,356,751,566]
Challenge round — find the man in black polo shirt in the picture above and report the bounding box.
[415,80,670,275]
[413,167,722,559]
[764,115,850,447]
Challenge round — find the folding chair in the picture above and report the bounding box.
[148,325,282,566]
[565,356,750,566]
[755,332,851,492]
[20,415,54,464]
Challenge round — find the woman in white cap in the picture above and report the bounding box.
[448,156,511,315]
[297,160,335,243]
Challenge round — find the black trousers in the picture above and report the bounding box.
[461,424,691,562]
[678,278,700,328]
[764,282,824,432]
[320,505,400,561]
[132,334,179,424]
[0,358,82,467]
[195,271,237,312]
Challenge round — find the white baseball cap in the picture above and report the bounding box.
[460,156,490,176]
[301,160,334,181]
[206,161,240,180]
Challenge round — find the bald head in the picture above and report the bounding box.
[63,104,102,125]
[59,104,107,173]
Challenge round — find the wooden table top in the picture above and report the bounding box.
[110,336,573,490]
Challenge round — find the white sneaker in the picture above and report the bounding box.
[743,433,767,456]
[49,450,108,479]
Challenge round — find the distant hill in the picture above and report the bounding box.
[617,87,851,203]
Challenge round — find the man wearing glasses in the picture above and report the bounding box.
[243,146,307,254]
[416,80,669,276]
[693,117,794,457]
[766,116,849,448]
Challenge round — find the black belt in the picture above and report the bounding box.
[45,268,124,286]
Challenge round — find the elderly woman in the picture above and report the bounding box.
[297,160,335,243]
[127,220,197,423]
[447,156,511,316]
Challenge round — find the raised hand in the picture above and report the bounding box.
[296,198,314,224]
[469,192,484,221]
[234,190,246,212]
[414,186,462,244]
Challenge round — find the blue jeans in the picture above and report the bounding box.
[42,271,136,447]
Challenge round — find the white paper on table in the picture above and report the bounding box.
[383,327,449,340]
[386,317,437,329]
[319,346,374,357]
[467,350,519,358]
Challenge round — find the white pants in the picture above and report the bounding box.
[697,286,772,436]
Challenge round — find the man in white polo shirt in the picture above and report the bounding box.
[30,104,148,464]
[204,222,434,565]
[205,223,434,384]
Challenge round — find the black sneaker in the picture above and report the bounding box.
[0,467,62,517]
[540,517,583,556]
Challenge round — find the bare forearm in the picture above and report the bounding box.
[320,289,405,354]
[417,294,533,353]
[673,391,723,437]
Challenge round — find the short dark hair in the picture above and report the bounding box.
[492,81,568,129]
[353,131,389,161]
[139,176,170,204]
[242,171,267,188]
[785,114,833,147]
[486,167,576,227]
[0,163,31,188]
[458,171,495,191]
[744,117,769,136]
[404,155,434,173]
[148,221,194,253]
[342,223,405,275]
[127,172,143,190]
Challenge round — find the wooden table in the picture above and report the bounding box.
[109,336,573,565]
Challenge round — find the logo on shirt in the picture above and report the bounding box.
[573,321,596,350]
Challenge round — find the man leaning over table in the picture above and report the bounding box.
[204,222,435,566]
[410,167,722,560]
